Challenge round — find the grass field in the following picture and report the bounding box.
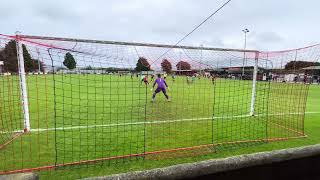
[0,74,318,179]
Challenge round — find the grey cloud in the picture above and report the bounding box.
[0,0,319,51]
[31,1,85,23]
[35,6,77,21]
[256,32,284,43]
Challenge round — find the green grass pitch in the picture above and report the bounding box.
[0,74,318,179]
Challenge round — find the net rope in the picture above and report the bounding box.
[0,34,319,176]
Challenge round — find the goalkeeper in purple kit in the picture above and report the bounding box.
[151,74,170,102]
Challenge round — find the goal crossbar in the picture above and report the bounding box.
[20,35,259,53]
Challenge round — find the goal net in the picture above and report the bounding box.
[0,34,318,175]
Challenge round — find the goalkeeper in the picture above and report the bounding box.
[151,74,170,102]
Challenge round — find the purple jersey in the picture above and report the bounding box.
[153,78,168,89]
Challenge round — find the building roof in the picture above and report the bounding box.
[173,70,193,72]
[302,66,320,70]
[222,66,266,70]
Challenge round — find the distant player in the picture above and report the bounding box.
[172,74,176,82]
[143,75,149,85]
[211,74,215,85]
[163,73,167,79]
[187,76,191,85]
[140,75,145,84]
[151,74,154,82]
[141,75,148,85]
[151,74,170,102]
[303,74,307,84]
[192,74,196,83]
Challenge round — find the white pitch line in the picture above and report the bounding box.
[0,115,250,134]
[1,112,319,134]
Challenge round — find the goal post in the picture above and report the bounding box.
[250,52,259,116]
[15,32,31,132]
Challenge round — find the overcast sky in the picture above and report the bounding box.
[1,0,319,51]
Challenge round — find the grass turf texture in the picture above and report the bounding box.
[0,74,318,179]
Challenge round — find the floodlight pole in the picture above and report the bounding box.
[242,28,249,78]
[200,44,203,75]
[16,31,31,132]
[250,52,259,116]
[36,48,41,73]
[179,51,182,75]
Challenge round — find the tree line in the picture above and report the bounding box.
[0,40,44,73]
[0,40,191,73]
[135,57,191,73]
[284,61,320,70]
[1,40,319,73]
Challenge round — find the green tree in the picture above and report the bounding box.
[22,44,35,72]
[135,57,151,71]
[0,40,18,72]
[63,52,77,70]
[285,61,320,70]
[0,40,43,73]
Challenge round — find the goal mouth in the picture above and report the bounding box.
[0,34,316,177]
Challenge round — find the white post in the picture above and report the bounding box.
[242,33,247,77]
[242,28,249,78]
[36,48,41,74]
[250,52,259,116]
[200,44,203,75]
[16,32,31,132]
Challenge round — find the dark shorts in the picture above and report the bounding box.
[155,87,166,93]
